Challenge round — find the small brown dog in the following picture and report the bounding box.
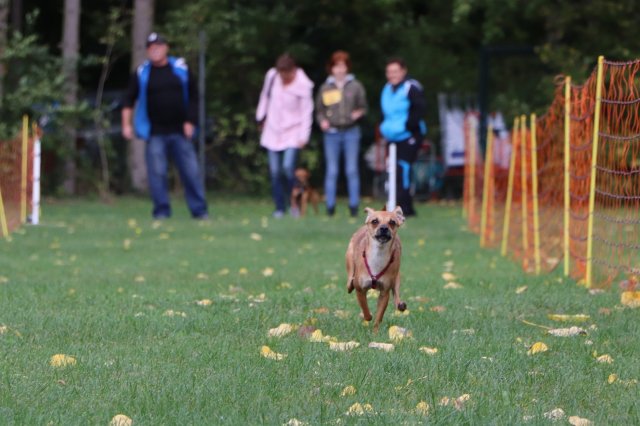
[290,168,320,217]
[345,206,406,331]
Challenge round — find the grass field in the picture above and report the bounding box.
[0,195,638,425]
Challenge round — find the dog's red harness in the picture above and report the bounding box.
[362,250,395,289]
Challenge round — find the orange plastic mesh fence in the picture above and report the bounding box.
[0,135,34,235]
[532,82,566,273]
[568,73,597,281]
[590,59,640,287]
[463,112,483,233]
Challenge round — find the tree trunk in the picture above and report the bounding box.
[0,0,9,104]
[9,0,19,33]
[128,0,154,192]
[61,0,80,195]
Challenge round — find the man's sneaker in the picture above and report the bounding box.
[349,205,359,217]
[194,213,210,221]
[272,210,285,219]
[327,206,336,217]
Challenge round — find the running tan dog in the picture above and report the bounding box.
[346,206,406,331]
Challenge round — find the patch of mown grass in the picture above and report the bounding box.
[0,195,638,424]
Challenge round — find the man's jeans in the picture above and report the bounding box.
[267,148,298,213]
[146,133,208,218]
[323,126,361,209]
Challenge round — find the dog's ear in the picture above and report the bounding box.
[364,207,375,223]
[393,206,405,225]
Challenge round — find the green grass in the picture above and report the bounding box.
[0,195,638,425]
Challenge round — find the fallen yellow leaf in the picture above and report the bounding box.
[368,342,394,351]
[268,323,296,337]
[596,354,613,364]
[308,329,335,343]
[441,272,456,281]
[260,345,286,360]
[218,268,230,275]
[195,299,213,306]
[548,314,590,322]
[544,408,565,421]
[196,272,209,280]
[621,291,640,308]
[239,267,249,275]
[547,327,587,337]
[50,354,77,367]
[163,310,187,318]
[250,233,262,241]
[607,374,617,384]
[388,325,412,341]
[527,342,549,355]
[110,414,133,426]
[333,310,350,319]
[416,401,429,415]
[340,385,356,396]
[516,286,528,294]
[346,403,373,416]
[329,341,360,351]
[443,282,463,289]
[568,416,592,426]
[419,346,438,355]
[262,267,274,277]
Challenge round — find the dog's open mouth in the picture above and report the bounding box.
[375,233,392,243]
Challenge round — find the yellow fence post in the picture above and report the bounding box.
[480,124,494,247]
[21,114,28,224]
[520,115,529,267]
[501,117,519,256]
[586,56,604,288]
[563,76,571,276]
[0,186,9,239]
[530,114,541,274]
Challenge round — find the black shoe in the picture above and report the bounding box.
[349,205,359,217]
[327,206,335,217]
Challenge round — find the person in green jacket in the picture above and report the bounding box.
[315,50,368,217]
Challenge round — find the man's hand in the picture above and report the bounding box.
[351,109,364,121]
[320,119,331,131]
[122,124,134,140]
[184,122,195,139]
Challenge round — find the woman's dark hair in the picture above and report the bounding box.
[386,56,407,69]
[276,53,297,72]
[326,50,352,74]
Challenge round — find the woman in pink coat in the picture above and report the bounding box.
[256,53,314,218]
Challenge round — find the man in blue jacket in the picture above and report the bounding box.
[380,57,426,217]
[121,32,208,220]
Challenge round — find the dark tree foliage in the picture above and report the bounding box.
[4,0,640,194]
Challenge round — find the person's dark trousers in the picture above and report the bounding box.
[393,137,421,216]
[145,133,208,219]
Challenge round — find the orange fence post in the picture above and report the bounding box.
[480,124,494,248]
[501,117,519,256]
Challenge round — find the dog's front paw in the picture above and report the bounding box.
[397,302,407,312]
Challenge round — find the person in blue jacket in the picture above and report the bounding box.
[380,57,426,217]
[121,32,208,220]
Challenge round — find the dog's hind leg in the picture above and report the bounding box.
[373,289,391,332]
[392,273,407,311]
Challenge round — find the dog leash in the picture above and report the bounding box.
[362,250,395,289]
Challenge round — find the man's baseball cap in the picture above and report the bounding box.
[146,32,168,47]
